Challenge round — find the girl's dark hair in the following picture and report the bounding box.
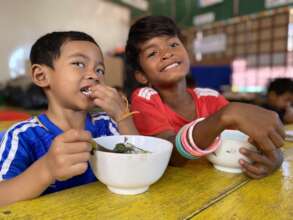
[30,31,98,68]
[124,16,184,97]
[125,16,183,75]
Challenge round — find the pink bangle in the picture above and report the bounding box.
[181,123,204,157]
[183,118,221,156]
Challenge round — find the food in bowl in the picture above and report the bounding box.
[91,137,150,154]
[207,130,257,173]
[89,135,173,195]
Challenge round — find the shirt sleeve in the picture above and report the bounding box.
[213,94,229,112]
[131,92,174,136]
[0,129,31,180]
[91,113,120,136]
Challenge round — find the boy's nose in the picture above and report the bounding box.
[85,72,100,82]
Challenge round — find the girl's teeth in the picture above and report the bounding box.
[164,63,178,71]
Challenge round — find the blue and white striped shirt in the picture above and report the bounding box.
[0,112,119,194]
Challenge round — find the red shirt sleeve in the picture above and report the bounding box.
[192,88,229,117]
[131,88,174,135]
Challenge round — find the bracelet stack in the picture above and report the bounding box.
[117,95,139,122]
[175,118,221,159]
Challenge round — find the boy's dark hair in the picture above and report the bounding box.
[267,78,293,95]
[30,31,98,68]
[125,16,184,74]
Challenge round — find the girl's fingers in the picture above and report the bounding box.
[275,118,286,139]
[254,136,277,155]
[240,148,271,165]
[242,167,266,179]
[240,159,268,177]
[269,131,285,148]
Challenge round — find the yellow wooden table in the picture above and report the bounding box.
[0,122,291,219]
[0,160,248,219]
[192,125,293,220]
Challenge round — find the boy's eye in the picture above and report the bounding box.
[147,51,157,58]
[72,62,85,68]
[96,68,105,75]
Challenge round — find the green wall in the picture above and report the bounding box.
[112,0,292,28]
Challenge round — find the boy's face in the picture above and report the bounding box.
[47,40,104,110]
[137,35,190,88]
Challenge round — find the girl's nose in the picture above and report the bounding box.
[161,49,173,60]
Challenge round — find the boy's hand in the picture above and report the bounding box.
[44,129,92,181]
[222,103,285,177]
[89,83,126,121]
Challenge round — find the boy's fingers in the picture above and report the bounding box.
[90,85,114,101]
[63,142,92,154]
[69,163,88,177]
[68,152,91,164]
[98,75,106,85]
[59,129,92,143]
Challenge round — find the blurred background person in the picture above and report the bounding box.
[261,78,293,124]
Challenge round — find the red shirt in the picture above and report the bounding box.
[131,87,229,135]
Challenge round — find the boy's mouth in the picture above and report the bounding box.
[160,61,181,72]
[80,86,92,97]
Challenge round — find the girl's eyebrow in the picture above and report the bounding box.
[141,36,177,52]
[141,43,158,52]
[68,53,105,67]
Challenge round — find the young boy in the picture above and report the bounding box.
[0,31,138,206]
[125,16,285,179]
[262,78,293,124]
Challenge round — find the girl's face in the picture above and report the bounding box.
[137,35,190,88]
[48,40,105,111]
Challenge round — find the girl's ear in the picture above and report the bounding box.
[31,64,50,88]
[134,71,149,85]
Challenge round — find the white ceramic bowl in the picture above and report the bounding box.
[207,130,257,173]
[89,135,173,195]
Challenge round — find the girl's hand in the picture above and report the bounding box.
[222,103,285,152]
[44,129,92,181]
[239,146,283,179]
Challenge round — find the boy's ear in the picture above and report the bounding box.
[31,64,50,88]
[134,71,148,85]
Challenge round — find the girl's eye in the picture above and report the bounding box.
[72,62,85,68]
[96,68,105,75]
[170,42,179,48]
[147,51,157,58]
